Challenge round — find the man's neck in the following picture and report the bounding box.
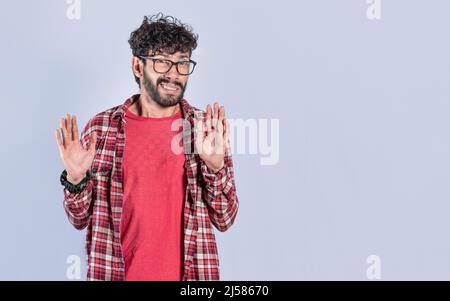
[129,93,180,118]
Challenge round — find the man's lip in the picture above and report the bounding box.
[160,82,180,89]
[159,83,180,93]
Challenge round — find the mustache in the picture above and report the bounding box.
[157,78,183,89]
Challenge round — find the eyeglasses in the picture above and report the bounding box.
[138,56,197,75]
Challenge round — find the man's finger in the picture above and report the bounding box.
[66,114,73,141]
[194,115,207,155]
[55,129,64,150]
[212,102,219,130]
[72,115,79,142]
[224,118,230,154]
[205,104,212,135]
[216,117,224,154]
[60,117,69,145]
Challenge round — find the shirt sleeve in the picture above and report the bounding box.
[200,152,239,232]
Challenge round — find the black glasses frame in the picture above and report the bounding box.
[138,56,197,75]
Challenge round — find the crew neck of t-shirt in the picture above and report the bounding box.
[125,107,182,121]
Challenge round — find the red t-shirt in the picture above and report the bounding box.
[120,106,186,281]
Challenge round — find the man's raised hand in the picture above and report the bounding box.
[55,114,97,184]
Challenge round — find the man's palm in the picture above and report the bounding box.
[55,114,97,182]
[194,103,229,173]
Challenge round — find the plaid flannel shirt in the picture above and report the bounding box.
[62,94,239,281]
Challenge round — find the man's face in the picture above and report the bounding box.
[141,51,190,108]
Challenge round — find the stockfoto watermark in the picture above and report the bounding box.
[66,254,81,280]
[366,254,382,280]
[170,117,280,166]
[366,0,382,20]
[66,0,81,20]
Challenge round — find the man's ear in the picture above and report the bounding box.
[131,56,143,78]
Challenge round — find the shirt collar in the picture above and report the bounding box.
[112,94,195,124]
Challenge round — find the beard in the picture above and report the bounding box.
[142,69,186,108]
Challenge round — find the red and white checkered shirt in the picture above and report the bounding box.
[62,94,239,281]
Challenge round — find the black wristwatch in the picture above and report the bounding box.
[60,169,91,194]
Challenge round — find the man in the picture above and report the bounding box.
[55,13,239,281]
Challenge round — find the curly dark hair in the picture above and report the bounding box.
[128,13,199,86]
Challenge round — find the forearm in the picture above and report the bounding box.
[201,157,239,232]
[63,180,93,230]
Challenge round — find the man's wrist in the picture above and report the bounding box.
[61,170,91,194]
[207,162,225,174]
[67,172,86,185]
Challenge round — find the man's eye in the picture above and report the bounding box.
[156,59,169,64]
[179,62,189,67]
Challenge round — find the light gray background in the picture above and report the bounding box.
[0,0,449,280]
